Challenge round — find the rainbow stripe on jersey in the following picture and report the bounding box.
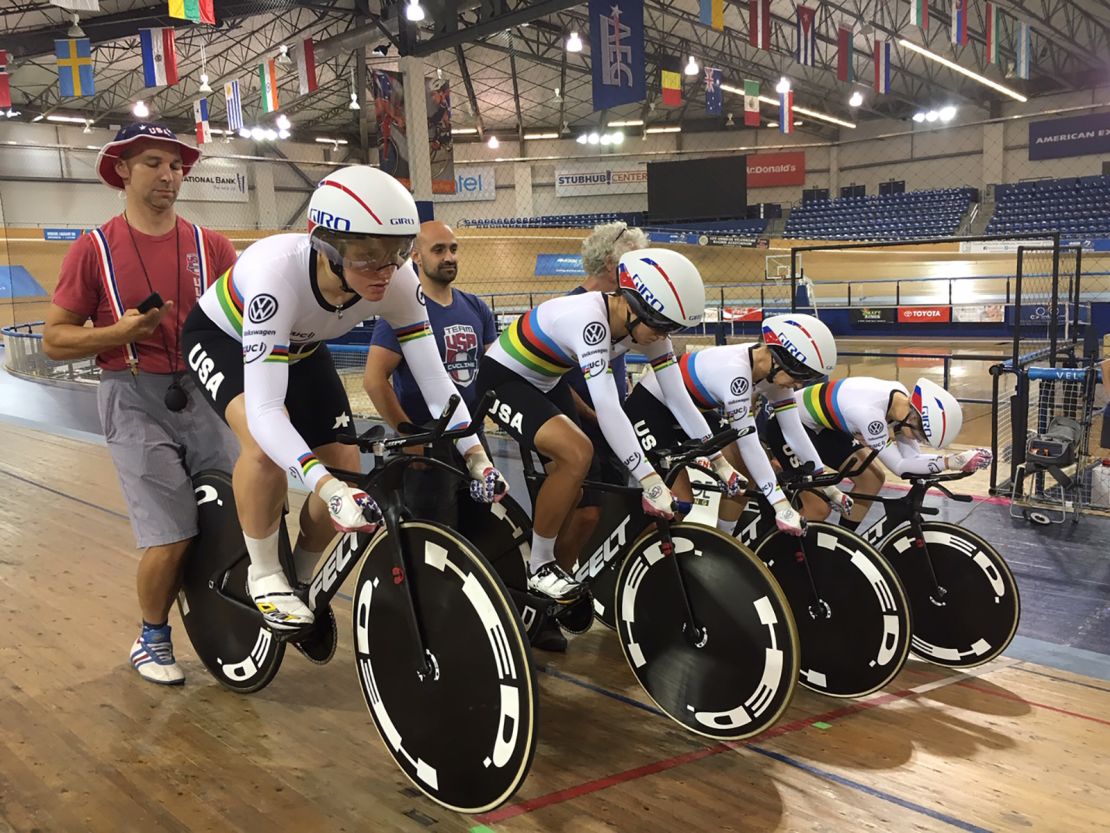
[678,352,718,409]
[498,309,576,377]
[213,268,245,335]
[801,380,849,432]
[298,452,320,479]
[394,321,432,344]
[265,345,289,363]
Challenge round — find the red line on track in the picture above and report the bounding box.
[956,680,1110,726]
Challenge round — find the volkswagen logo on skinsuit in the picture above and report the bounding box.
[869,420,886,436]
[583,322,606,346]
[730,377,750,397]
[248,294,279,323]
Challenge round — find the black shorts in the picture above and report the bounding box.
[764,415,862,472]
[624,385,727,469]
[181,307,354,451]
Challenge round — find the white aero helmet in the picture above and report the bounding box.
[307,165,419,238]
[910,377,963,449]
[616,248,705,330]
[761,313,837,382]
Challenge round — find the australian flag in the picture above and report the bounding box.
[704,67,723,115]
[589,0,645,110]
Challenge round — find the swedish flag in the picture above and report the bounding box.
[55,38,94,98]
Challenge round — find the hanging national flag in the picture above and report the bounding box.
[48,1,100,10]
[780,89,794,134]
[912,0,928,30]
[985,3,1001,65]
[749,0,771,51]
[700,0,724,31]
[704,67,723,115]
[951,0,968,45]
[225,79,243,132]
[139,28,178,88]
[874,38,891,94]
[194,97,210,144]
[292,38,317,96]
[590,0,646,110]
[837,25,854,82]
[744,79,760,126]
[54,38,94,98]
[0,51,11,110]
[168,0,215,25]
[1015,22,1031,79]
[796,6,817,67]
[660,69,682,107]
[259,59,279,113]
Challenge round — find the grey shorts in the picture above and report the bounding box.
[98,371,240,549]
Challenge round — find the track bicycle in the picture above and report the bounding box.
[719,450,913,699]
[179,397,537,814]
[460,428,801,741]
[853,471,1021,667]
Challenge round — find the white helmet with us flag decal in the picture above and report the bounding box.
[910,377,963,449]
[761,313,838,383]
[307,165,419,237]
[616,248,705,330]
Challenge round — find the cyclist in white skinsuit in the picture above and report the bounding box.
[627,314,852,537]
[182,166,507,631]
[477,249,744,601]
[765,376,992,528]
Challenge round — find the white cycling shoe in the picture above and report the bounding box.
[247,567,315,631]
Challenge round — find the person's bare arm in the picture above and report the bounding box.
[1101,357,1110,399]
[42,301,174,361]
[570,386,598,424]
[363,344,411,429]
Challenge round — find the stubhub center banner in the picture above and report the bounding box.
[1029,111,1110,161]
[437,166,497,202]
[746,151,806,188]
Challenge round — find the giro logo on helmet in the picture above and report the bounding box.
[308,208,352,231]
[390,217,416,226]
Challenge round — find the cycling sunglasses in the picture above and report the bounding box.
[344,237,415,272]
[770,348,824,384]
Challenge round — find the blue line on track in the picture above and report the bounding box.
[0,464,131,521]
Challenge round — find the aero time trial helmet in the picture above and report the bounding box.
[616,248,705,332]
[761,313,837,383]
[910,377,963,449]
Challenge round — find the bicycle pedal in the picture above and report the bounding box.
[553,591,594,634]
[292,606,338,665]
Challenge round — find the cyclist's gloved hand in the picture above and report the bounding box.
[709,453,746,497]
[466,450,509,503]
[947,448,992,473]
[640,473,675,519]
[773,500,806,536]
[319,477,382,533]
[822,485,853,515]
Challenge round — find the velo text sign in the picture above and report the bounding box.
[746,151,806,188]
[437,166,496,202]
[179,158,249,202]
[43,228,88,241]
[535,254,586,276]
[897,306,951,323]
[1028,111,1110,161]
[555,161,647,197]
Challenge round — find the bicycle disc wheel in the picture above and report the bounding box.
[353,521,538,814]
[755,524,912,698]
[615,523,799,740]
[179,471,285,694]
[878,521,1020,668]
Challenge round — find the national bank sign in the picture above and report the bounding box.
[1028,111,1110,161]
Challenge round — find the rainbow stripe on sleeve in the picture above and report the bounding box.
[649,352,677,373]
[801,380,848,431]
[394,321,433,343]
[498,309,576,377]
[297,452,320,479]
[264,345,290,363]
[213,268,245,335]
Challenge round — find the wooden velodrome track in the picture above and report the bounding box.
[1,415,1108,832]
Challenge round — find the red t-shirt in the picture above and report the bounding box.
[53,215,237,373]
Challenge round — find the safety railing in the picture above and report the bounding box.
[1,322,100,387]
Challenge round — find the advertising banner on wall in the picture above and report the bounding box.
[179,159,249,202]
[851,307,895,324]
[721,306,762,321]
[425,76,455,195]
[953,303,1005,323]
[535,254,587,276]
[437,166,496,202]
[958,239,1052,253]
[555,161,647,197]
[746,151,806,188]
[897,306,951,323]
[372,69,409,184]
[1015,304,1067,324]
[1028,111,1110,161]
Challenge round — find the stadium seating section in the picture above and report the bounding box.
[988,174,1110,237]
[784,187,975,240]
[459,212,768,235]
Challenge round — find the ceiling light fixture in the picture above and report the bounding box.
[276,114,291,130]
[685,56,699,76]
[939,105,957,122]
[451,127,479,135]
[315,137,349,145]
[523,132,559,140]
[608,119,644,127]
[371,44,390,58]
[198,73,213,94]
[775,77,791,94]
[899,38,1027,101]
[645,126,681,134]
[487,135,499,149]
[66,13,85,39]
[276,44,292,65]
[848,90,863,107]
[566,31,583,53]
[405,0,425,22]
[132,101,149,118]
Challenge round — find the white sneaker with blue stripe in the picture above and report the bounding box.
[129,626,185,686]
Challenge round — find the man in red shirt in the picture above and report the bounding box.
[43,123,238,686]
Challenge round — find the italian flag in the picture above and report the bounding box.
[259,59,279,113]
